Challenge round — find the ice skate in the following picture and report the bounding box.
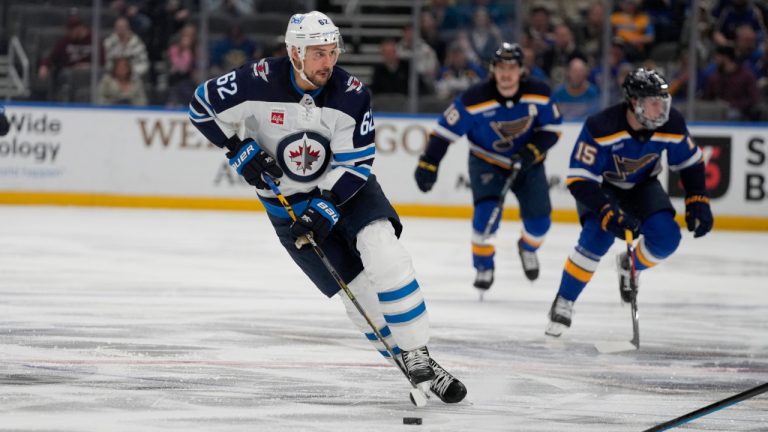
[545,295,573,337]
[517,239,540,281]
[616,252,638,303]
[428,358,467,403]
[473,268,494,290]
[401,346,435,392]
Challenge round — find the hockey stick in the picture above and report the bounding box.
[595,229,640,353]
[642,382,768,431]
[260,174,429,407]
[481,161,522,240]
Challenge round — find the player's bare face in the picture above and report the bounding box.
[494,63,521,97]
[302,44,339,87]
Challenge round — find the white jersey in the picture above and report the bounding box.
[189,56,375,206]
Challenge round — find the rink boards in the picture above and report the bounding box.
[0,103,766,230]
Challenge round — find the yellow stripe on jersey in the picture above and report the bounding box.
[519,94,550,104]
[564,258,594,283]
[636,245,657,268]
[470,150,512,169]
[520,233,543,248]
[465,100,500,114]
[651,132,685,143]
[594,131,631,145]
[472,244,495,256]
[566,177,590,186]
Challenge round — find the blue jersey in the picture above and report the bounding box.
[567,103,702,191]
[189,56,375,205]
[424,78,562,169]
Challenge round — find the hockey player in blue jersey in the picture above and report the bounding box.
[188,11,465,404]
[414,42,562,291]
[545,68,714,337]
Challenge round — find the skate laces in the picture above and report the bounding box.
[430,363,453,395]
[403,347,430,372]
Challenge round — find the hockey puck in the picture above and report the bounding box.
[403,417,422,425]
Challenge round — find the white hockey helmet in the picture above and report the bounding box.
[285,11,345,83]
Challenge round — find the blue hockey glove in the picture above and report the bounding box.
[599,203,640,240]
[414,155,439,192]
[226,138,283,189]
[511,143,544,171]
[685,195,713,238]
[290,193,340,247]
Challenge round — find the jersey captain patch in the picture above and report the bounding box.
[277,131,331,182]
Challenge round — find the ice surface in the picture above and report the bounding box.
[0,206,766,431]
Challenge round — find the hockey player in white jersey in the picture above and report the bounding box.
[188,11,466,404]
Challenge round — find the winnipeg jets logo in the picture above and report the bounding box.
[345,75,364,93]
[289,138,321,173]
[253,58,270,82]
[277,131,332,182]
[604,153,659,182]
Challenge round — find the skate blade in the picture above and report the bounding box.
[409,388,428,407]
[545,322,567,337]
[594,340,638,354]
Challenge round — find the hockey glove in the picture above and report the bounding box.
[511,143,544,171]
[290,193,340,247]
[684,195,713,238]
[226,138,283,189]
[599,203,640,240]
[414,155,439,192]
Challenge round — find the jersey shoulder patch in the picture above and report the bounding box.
[324,66,371,117]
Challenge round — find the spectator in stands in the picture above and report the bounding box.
[109,0,152,38]
[209,24,261,75]
[142,0,191,86]
[712,0,766,45]
[611,0,655,60]
[522,46,549,82]
[430,0,471,40]
[435,41,486,100]
[370,39,412,95]
[589,38,632,89]
[104,16,150,79]
[97,57,148,106]
[398,24,439,92]
[540,23,586,87]
[420,10,447,64]
[525,5,555,57]
[734,24,763,76]
[575,1,607,63]
[166,24,197,107]
[552,57,600,120]
[643,0,688,43]
[203,0,256,16]
[704,44,759,120]
[467,7,504,64]
[38,14,94,82]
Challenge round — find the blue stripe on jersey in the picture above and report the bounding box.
[334,146,376,162]
[195,83,215,115]
[188,107,210,121]
[259,198,309,219]
[365,325,392,340]
[377,279,419,302]
[288,68,324,98]
[384,301,426,324]
[339,165,371,178]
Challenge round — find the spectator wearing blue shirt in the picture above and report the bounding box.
[712,0,767,46]
[553,58,600,121]
[435,42,487,100]
[209,24,260,75]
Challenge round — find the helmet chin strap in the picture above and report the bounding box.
[289,49,323,90]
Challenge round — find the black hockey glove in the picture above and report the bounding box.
[226,138,283,189]
[599,203,640,240]
[0,107,9,136]
[290,192,340,247]
[684,195,713,238]
[414,155,439,192]
[511,143,544,171]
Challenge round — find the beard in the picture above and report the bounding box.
[307,68,333,87]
